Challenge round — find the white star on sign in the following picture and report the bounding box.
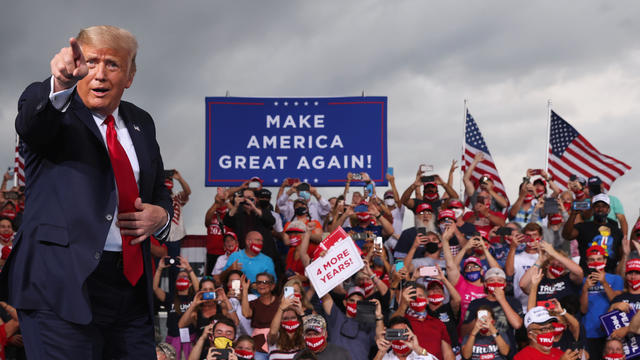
[313,178,318,183]
[274,101,278,106]
[284,101,288,106]
[274,178,278,183]
[303,178,308,182]
[294,101,299,106]
[304,101,308,106]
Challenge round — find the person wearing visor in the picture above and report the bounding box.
[278,181,331,223]
[514,306,579,359]
[317,286,383,360]
[563,193,624,274]
[302,314,351,360]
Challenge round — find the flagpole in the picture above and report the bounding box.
[461,99,467,198]
[545,100,552,173]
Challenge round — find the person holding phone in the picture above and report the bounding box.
[277,181,331,223]
[189,317,237,360]
[374,316,437,360]
[508,179,541,228]
[153,256,200,359]
[205,187,230,277]
[461,306,510,360]
[463,153,508,212]
[223,270,256,337]
[163,169,192,295]
[266,289,306,360]
[241,272,280,360]
[393,203,437,260]
[514,307,575,360]
[605,259,640,341]
[400,165,459,217]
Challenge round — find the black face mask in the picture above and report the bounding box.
[594,213,607,223]
[424,242,439,254]
[295,207,308,216]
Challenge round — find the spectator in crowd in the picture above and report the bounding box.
[156,342,177,360]
[222,269,256,337]
[424,274,461,356]
[605,258,640,340]
[461,306,510,360]
[179,277,239,341]
[461,267,523,355]
[602,337,626,360]
[189,316,237,360]
[317,286,383,360]
[301,314,351,360]
[241,272,281,360]
[514,306,579,360]
[267,292,306,359]
[278,181,331,223]
[374,316,438,360]
[564,193,624,274]
[225,189,280,269]
[530,196,571,254]
[337,202,394,250]
[403,232,446,275]
[223,231,277,283]
[212,230,240,282]
[393,203,436,260]
[510,223,544,311]
[579,245,623,359]
[164,169,191,294]
[234,335,257,360]
[153,256,200,358]
[518,241,583,305]
[282,278,314,315]
[205,187,229,276]
[455,230,501,273]
[465,190,506,234]
[382,172,405,246]
[391,283,454,359]
[285,225,319,282]
[0,301,20,360]
[463,153,508,212]
[0,219,14,270]
[587,176,628,240]
[256,188,284,239]
[527,269,582,352]
[400,166,458,216]
[508,179,540,228]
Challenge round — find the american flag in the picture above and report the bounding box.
[547,110,630,191]
[14,135,25,187]
[461,110,509,202]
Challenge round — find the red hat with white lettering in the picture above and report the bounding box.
[437,209,456,222]
[415,203,432,214]
[626,259,640,273]
[586,245,606,257]
[448,200,464,209]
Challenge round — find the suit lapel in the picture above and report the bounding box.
[70,92,104,146]
[119,103,151,200]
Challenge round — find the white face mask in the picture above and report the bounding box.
[453,208,463,219]
[384,198,395,207]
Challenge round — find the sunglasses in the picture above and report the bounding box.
[255,280,273,285]
[201,276,214,281]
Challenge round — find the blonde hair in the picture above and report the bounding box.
[76,25,138,75]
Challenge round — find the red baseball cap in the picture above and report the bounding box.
[627,259,640,273]
[463,256,482,269]
[426,279,444,290]
[448,200,464,208]
[586,245,606,257]
[415,203,433,214]
[438,209,456,222]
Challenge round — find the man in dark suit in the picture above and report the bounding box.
[1,25,173,359]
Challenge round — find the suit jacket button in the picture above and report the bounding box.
[94,251,101,260]
[105,214,113,221]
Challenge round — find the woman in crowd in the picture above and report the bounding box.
[179,276,239,340]
[374,316,438,360]
[153,256,200,359]
[224,269,256,337]
[461,306,510,360]
[235,335,257,360]
[267,294,306,359]
[603,337,626,360]
[242,272,281,360]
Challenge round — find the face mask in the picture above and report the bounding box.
[523,194,534,203]
[604,354,625,360]
[464,270,482,282]
[356,212,371,222]
[453,208,464,219]
[552,322,566,337]
[235,349,255,360]
[299,191,311,200]
[588,262,606,271]
[213,336,233,349]
[305,335,326,352]
[535,331,555,349]
[391,340,411,356]
[0,232,12,241]
[362,280,375,295]
[409,296,427,312]
[549,215,563,225]
[281,320,300,333]
[573,189,586,200]
[384,198,395,207]
[549,265,565,277]
[594,213,608,223]
[0,210,16,220]
[295,207,308,216]
[479,327,490,335]
[164,179,174,190]
[535,188,546,197]
[249,242,262,254]
[424,192,438,201]
[438,223,448,234]
[175,278,190,291]
[289,234,302,247]
[473,247,484,256]
[345,302,357,317]
[563,202,571,211]
[427,293,444,307]
[373,269,383,278]
[486,282,505,294]
[424,242,439,254]
[628,279,640,290]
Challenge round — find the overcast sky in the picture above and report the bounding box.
[2,0,639,234]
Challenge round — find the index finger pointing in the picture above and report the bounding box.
[69,38,84,61]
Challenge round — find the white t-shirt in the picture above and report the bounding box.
[229,295,257,337]
[513,251,539,312]
[212,253,230,275]
[381,350,437,360]
[391,205,405,235]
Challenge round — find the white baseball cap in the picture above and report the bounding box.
[591,193,610,206]
[524,306,556,328]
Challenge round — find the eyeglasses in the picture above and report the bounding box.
[201,276,214,281]
[255,280,273,285]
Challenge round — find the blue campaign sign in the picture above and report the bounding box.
[205,97,388,187]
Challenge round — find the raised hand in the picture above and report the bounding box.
[51,38,88,92]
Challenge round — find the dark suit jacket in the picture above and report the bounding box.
[0,79,173,324]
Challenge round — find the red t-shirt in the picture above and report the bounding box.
[206,211,226,255]
[0,323,7,360]
[472,210,507,234]
[514,346,564,360]
[405,314,450,360]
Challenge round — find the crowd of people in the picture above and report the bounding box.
[146,158,640,360]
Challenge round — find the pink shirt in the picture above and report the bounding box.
[454,274,486,319]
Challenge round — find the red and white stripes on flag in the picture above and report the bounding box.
[547,110,631,191]
[14,135,25,187]
[461,111,509,203]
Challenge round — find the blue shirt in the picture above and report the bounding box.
[583,272,623,338]
[223,250,276,283]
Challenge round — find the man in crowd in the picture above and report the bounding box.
[222,231,276,283]
[463,153,508,212]
[2,25,173,358]
[514,306,580,359]
[302,314,351,360]
[278,181,331,223]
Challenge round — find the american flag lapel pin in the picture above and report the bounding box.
[133,124,141,132]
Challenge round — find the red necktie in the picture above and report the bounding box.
[104,115,143,286]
